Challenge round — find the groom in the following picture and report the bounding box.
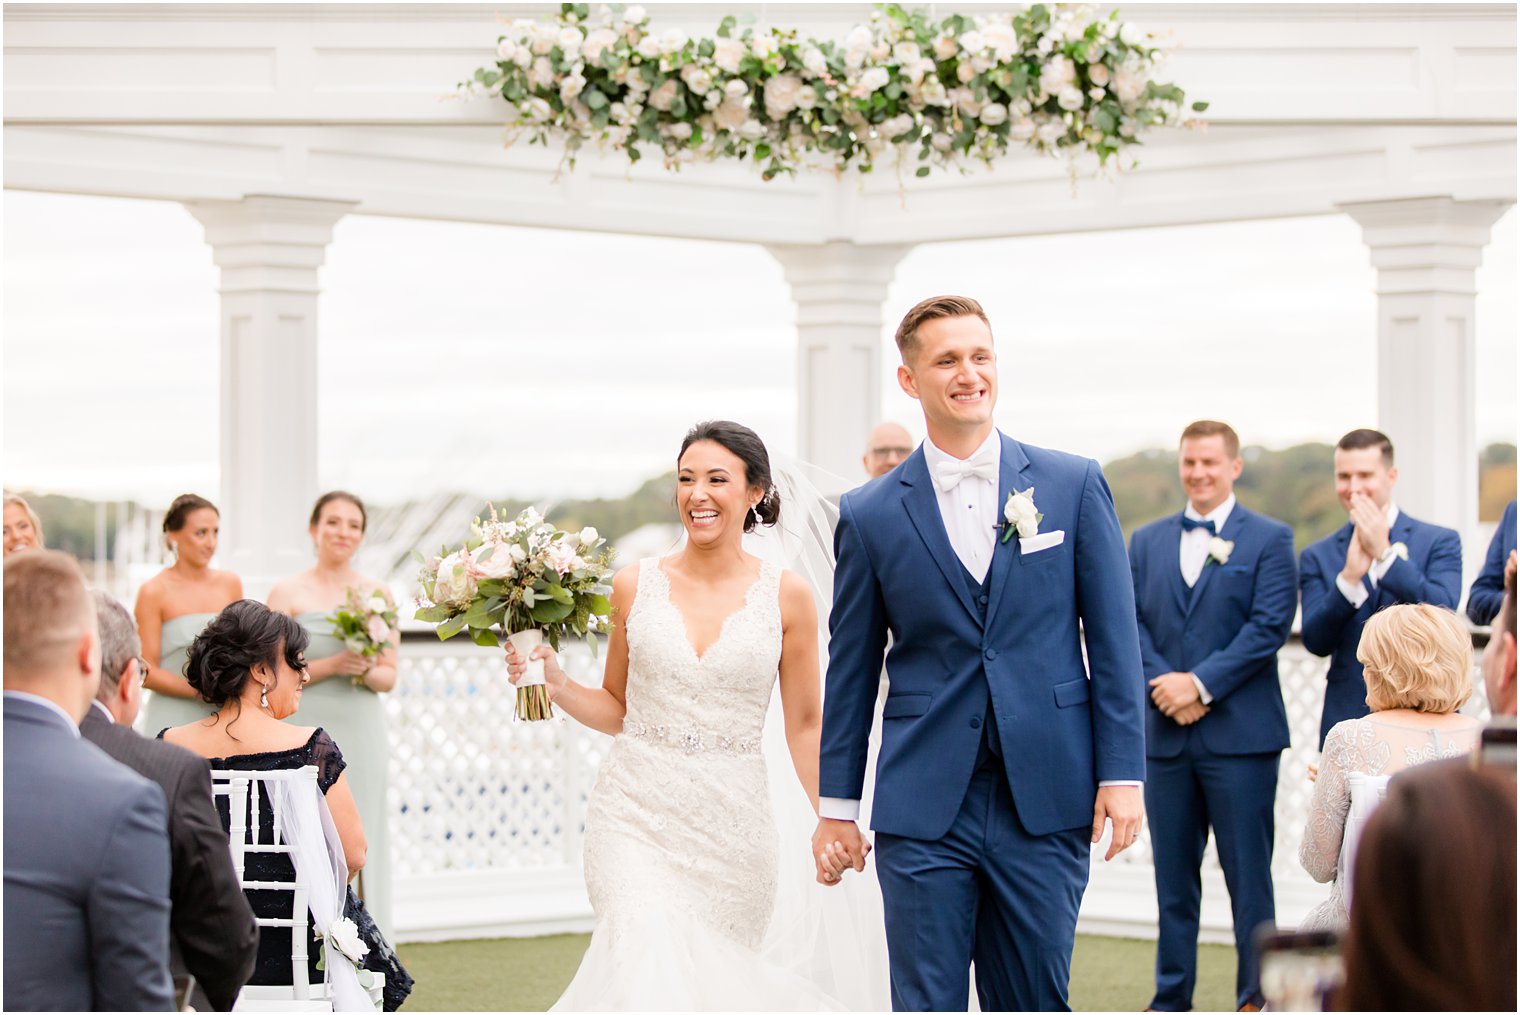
[814,296,1147,1011]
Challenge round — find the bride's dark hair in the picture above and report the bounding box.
[678,421,781,533]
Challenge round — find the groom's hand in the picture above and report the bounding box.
[812,819,870,886]
[1148,672,1200,716]
[1092,786,1143,861]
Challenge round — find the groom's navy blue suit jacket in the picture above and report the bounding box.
[821,432,1147,841]
[1130,505,1297,759]
[1300,511,1461,745]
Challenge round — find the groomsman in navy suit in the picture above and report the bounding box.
[1300,429,1462,746]
[1467,498,1516,626]
[1130,420,1296,1013]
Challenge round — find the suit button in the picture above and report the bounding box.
[984,648,998,661]
[978,594,989,606]
[970,717,982,729]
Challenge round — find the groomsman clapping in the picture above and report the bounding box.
[1128,421,1297,1013]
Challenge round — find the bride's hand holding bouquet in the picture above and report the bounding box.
[414,505,615,720]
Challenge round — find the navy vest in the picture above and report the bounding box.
[958,561,1003,763]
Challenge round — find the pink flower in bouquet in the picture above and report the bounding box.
[367,616,392,645]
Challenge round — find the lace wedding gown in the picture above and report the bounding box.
[1298,714,1480,930]
[552,558,873,1011]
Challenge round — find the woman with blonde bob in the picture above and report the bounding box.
[1299,604,1480,929]
[3,495,44,555]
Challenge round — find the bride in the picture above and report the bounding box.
[505,420,884,1010]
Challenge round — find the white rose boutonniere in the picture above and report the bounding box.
[325,915,369,965]
[1002,488,1042,545]
[1207,537,1234,566]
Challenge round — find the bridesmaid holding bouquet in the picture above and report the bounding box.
[267,491,400,933]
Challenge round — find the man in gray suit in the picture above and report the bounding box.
[3,550,174,1011]
[83,590,259,1011]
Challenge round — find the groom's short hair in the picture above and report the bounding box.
[1179,420,1240,459]
[895,295,989,361]
[1337,428,1394,467]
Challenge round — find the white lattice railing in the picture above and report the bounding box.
[385,633,1492,943]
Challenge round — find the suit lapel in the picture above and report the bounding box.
[1185,506,1244,616]
[1372,511,1414,609]
[1166,513,1188,613]
[899,449,981,624]
[1332,522,1373,612]
[984,433,1030,622]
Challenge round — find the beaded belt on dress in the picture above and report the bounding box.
[622,720,760,755]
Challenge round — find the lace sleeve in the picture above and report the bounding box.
[1299,722,1356,883]
[307,728,348,793]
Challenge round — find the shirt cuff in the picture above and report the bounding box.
[1098,780,1143,788]
[818,797,861,822]
[1336,573,1369,608]
[1190,673,1213,705]
[1368,552,1395,586]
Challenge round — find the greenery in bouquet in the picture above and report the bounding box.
[414,505,615,719]
[328,587,400,686]
[465,2,1206,182]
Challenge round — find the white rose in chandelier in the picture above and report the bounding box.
[1119,22,1145,47]
[681,64,713,95]
[497,39,519,63]
[1088,62,1111,86]
[668,121,692,140]
[880,113,915,140]
[528,56,554,90]
[958,30,985,54]
[956,61,976,84]
[636,35,660,59]
[713,36,745,74]
[557,27,583,59]
[933,34,958,60]
[801,47,828,76]
[559,72,587,103]
[978,102,1009,126]
[763,73,804,118]
[751,33,777,60]
[581,27,618,62]
[982,21,1019,61]
[712,98,750,132]
[794,85,819,109]
[723,78,748,100]
[851,66,890,98]
[1038,55,1077,96]
[622,4,647,25]
[522,96,554,123]
[930,131,952,151]
[1010,117,1036,141]
[661,28,685,54]
[1035,118,1066,144]
[738,118,766,141]
[893,41,922,65]
[953,87,982,117]
[648,78,680,111]
[1113,66,1146,105]
[919,77,949,106]
[1057,86,1085,111]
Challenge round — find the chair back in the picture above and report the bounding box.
[1342,771,1393,912]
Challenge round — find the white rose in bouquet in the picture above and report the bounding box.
[1039,55,1077,96]
[852,66,890,97]
[933,34,959,60]
[581,27,618,62]
[636,35,661,60]
[366,616,392,646]
[958,30,985,54]
[1035,118,1066,144]
[578,526,600,547]
[1113,66,1146,105]
[1010,117,1036,141]
[366,594,389,614]
[764,73,804,118]
[724,78,749,100]
[560,73,587,103]
[1088,63,1111,86]
[681,64,713,94]
[622,4,647,25]
[982,22,1019,61]
[473,544,517,580]
[713,36,746,74]
[497,39,519,63]
[713,99,748,130]
[648,78,680,111]
[801,47,828,76]
[557,27,583,59]
[738,118,766,140]
[1057,86,1085,112]
[433,550,478,607]
[751,34,777,60]
[523,96,554,123]
[794,86,819,109]
[669,121,693,140]
[978,102,1008,126]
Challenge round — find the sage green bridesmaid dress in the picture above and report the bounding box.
[291,611,394,935]
[142,612,219,732]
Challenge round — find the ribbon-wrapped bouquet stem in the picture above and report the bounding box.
[415,506,615,720]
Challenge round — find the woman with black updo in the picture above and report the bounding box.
[160,599,412,1010]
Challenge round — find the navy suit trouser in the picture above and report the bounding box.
[875,754,1090,1012]
[1146,728,1280,1011]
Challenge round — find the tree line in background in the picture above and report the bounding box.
[11,442,1516,562]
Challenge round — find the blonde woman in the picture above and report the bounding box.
[136,493,243,732]
[3,495,44,555]
[1299,604,1480,929]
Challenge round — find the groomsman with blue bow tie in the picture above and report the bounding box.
[1300,429,1463,746]
[1129,420,1297,1013]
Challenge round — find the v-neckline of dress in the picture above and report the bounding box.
[655,559,768,664]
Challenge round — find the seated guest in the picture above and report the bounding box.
[3,494,44,555]
[1337,762,1516,1011]
[161,599,413,1011]
[81,590,259,1012]
[1482,566,1517,720]
[1466,499,1516,626]
[3,550,174,1011]
[1299,604,1480,930]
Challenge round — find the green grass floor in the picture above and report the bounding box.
[396,932,1239,1011]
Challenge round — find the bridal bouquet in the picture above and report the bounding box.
[414,505,615,720]
[328,587,399,684]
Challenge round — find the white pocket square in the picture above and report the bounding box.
[1019,530,1066,554]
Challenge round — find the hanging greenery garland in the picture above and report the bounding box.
[464,3,1206,181]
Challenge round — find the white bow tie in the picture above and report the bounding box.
[933,450,998,492]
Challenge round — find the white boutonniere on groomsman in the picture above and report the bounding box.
[1206,536,1234,566]
[1001,488,1042,545]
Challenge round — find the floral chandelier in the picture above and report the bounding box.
[464,3,1207,181]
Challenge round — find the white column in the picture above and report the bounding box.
[767,241,910,486]
[185,194,357,594]
[1338,196,1512,537]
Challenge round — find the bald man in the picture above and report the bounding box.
[863,421,915,479]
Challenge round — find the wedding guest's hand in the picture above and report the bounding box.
[1306,761,1319,783]
[812,819,870,885]
[1349,493,1390,559]
[1148,672,1200,716]
[1340,528,1372,585]
[505,641,569,701]
[1092,785,1143,862]
[1171,701,1210,726]
[330,649,372,678]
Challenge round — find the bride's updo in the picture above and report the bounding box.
[679,420,781,533]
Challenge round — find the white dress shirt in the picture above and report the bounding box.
[1335,504,1401,608]
[1176,495,1236,705]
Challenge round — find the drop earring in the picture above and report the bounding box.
[260,683,270,709]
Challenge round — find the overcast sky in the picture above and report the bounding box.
[4,189,1514,507]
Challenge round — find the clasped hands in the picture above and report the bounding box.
[1149,671,1208,725]
[811,819,871,886]
[1340,492,1392,584]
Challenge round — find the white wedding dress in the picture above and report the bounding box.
[552,557,887,1011]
